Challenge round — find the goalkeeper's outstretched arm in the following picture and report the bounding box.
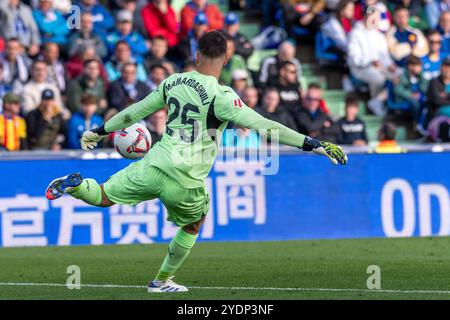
[216,94,347,165]
[80,82,167,151]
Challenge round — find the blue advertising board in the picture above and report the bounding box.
[0,152,449,247]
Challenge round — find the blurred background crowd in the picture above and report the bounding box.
[0,0,449,154]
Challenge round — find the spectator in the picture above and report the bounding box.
[243,86,259,110]
[32,0,69,45]
[108,62,150,112]
[297,84,340,142]
[26,88,65,150]
[67,59,107,115]
[0,64,13,112]
[337,95,367,146]
[141,0,178,47]
[40,42,65,92]
[67,94,103,149]
[118,0,147,37]
[223,12,254,61]
[358,0,391,33]
[257,87,297,131]
[105,41,147,82]
[259,41,302,86]
[0,0,41,56]
[422,30,444,80]
[76,0,115,35]
[146,64,167,91]
[321,0,356,61]
[426,0,450,29]
[65,44,109,84]
[180,0,224,38]
[26,0,72,12]
[219,34,246,86]
[282,0,327,33]
[427,57,450,120]
[267,61,302,115]
[375,121,403,153]
[106,10,148,62]
[146,108,166,146]
[387,0,428,30]
[0,38,32,93]
[145,36,175,71]
[348,6,399,116]
[386,6,428,67]
[231,69,249,98]
[172,13,208,67]
[0,93,27,151]
[22,60,63,115]
[438,11,450,56]
[393,55,429,120]
[67,11,108,60]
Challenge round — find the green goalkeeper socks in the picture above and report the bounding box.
[155,229,198,281]
[68,178,103,206]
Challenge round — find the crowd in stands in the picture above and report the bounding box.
[0,0,449,153]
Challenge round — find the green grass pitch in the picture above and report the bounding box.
[0,237,449,300]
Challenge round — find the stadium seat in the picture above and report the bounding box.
[246,49,278,72]
[239,23,260,39]
[323,90,346,101]
[315,31,340,64]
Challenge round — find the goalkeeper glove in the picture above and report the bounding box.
[80,126,108,151]
[301,136,348,165]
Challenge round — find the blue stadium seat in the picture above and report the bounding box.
[315,31,340,63]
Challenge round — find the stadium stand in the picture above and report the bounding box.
[1,0,450,153]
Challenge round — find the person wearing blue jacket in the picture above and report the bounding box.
[76,0,115,35]
[32,0,69,45]
[105,10,148,62]
[67,95,103,149]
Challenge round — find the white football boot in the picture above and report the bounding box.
[148,276,188,293]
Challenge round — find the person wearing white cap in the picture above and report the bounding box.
[231,69,249,98]
[105,9,149,62]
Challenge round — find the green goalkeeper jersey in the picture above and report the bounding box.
[104,71,307,188]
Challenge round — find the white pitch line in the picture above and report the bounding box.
[0,282,450,295]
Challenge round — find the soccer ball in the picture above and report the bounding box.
[113,123,152,159]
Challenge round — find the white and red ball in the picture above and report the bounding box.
[113,123,152,159]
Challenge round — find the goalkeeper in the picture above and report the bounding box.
[45,31,347,293]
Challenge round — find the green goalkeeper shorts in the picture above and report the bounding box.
[103,160,210,227]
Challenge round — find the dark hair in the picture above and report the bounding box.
[152,36,167,43]
[83,58,99,68]
[345,94,359,108]
[308,82,322,90]
[6,37,20,43]
[264,87,280,96]
[198,31,228,58]
[406,55,421,66]
[379,122,397,140]
[427,29,441,37]
[394,5,409,14]
[280,60,296,69]
[115,40,130,50]
[337,0,354,15]
[150,63,168,74]
[81,94,97,105]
